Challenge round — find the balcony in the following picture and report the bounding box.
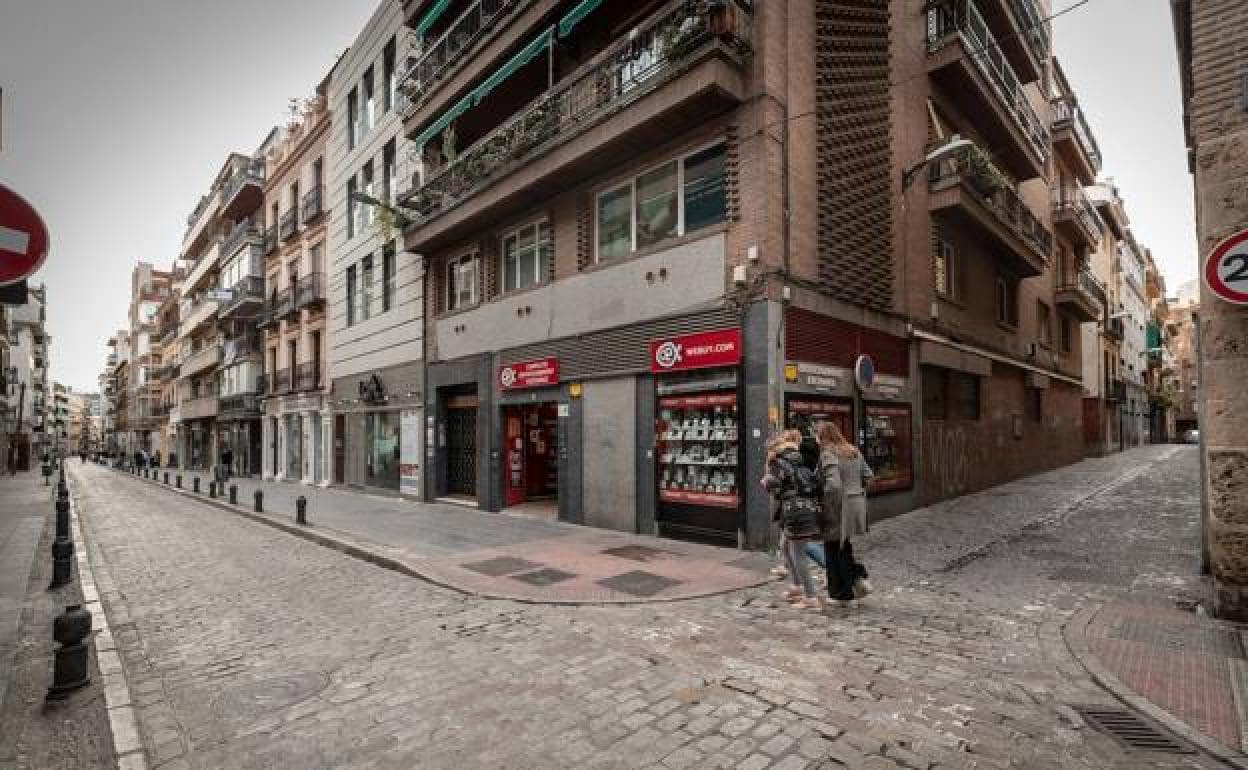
[927,142,1052,277]
[399,0,523,120]
[294,273,326,311]
[1053,186,1103,248]
[179,396,219,421]
[1104,377,1126,402]
[926,0,1050,180]
[279,209,299,241]
[1051,97,1101,184]
[294,362,322,392]
[220,159,265,221]
[179,298,220,338]
[158,324,179,347]
[183,238,223,294]
[219,276,266,319]
[301,186,324,224]
[1055,267,1104,323]
[271,367,293,395]
[219,393,262,418]
[220,218,264,262]
[182,191,220,258]
[1104,316,1124,342]
[180,343,222,378]
[264,225,278,256]
[270,287,296,322]
[399,0,751,251]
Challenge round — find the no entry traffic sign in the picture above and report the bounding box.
[1205,228,1248,306]
[0,184,49,286]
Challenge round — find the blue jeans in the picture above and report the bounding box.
[803,541,826,569]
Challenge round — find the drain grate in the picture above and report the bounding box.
[1072,706,1195,754]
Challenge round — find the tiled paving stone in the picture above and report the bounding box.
[597,570,684,598]
[510,567,577,587]
[459,555,542,576]
[1111,618,1246,658]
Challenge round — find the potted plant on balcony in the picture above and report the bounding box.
[661,2,710,60]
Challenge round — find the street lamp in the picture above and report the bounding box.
[349,191,413,228]
[901,135,974,191]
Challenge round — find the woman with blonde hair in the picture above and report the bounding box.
[761,429,824,609]
[816,421,874,606]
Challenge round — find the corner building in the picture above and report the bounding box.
[395,0,1097,546]
[327,0,426,495]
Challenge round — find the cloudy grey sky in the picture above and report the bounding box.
[0,0,1195,393]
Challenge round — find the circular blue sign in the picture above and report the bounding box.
[854,355,875,391]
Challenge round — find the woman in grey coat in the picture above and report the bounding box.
[816,422,874,604]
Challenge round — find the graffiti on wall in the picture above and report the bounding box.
[921,422,986,502]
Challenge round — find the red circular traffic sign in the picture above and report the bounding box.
[1205,228,1248,306]
[0,184,49,286]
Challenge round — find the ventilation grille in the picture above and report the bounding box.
[1073,706,1196,754]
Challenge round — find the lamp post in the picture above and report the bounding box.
[348,191,414,229]
[900,135,974,192]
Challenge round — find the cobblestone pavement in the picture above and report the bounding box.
[70,446,1226,769]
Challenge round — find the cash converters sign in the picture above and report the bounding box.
[498,358,559,390]
[649,329,742,373]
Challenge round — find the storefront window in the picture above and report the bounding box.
[366,412,400,489]
[863,404,913,494]
[286,414,302,479]
[446,254,478,311]
[656,393,738,509]
[636,161,678,249]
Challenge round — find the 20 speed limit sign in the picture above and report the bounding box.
[1206,229,1248,305]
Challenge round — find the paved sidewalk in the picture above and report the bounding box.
[0,471,50,709]
[102,464,773,603]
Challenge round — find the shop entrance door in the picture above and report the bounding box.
[333,415,345,484]
[445,397,478,498]
[502,403,559,509]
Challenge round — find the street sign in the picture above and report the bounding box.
[0,184,49,286]
[854,354,875,391]
[649,329,741,373]
[1205,228,1248,306]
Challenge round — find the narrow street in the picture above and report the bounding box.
[67,445,1227,769]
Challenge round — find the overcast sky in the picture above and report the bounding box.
[0,0,1195,393]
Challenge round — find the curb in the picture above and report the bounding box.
[105,467,772,607]
[66,474,147,770]
[1062,603,1248,770]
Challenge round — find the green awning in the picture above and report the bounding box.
[414,0,452,39]
[413,92,475,148]
[472,26,555,105]
[558,0,603,38]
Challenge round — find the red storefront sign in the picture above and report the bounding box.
[657,393,736,410]
[649,329,741,373]
[498,358,559,390]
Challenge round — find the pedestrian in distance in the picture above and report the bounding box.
[220,445,233,483]
[762,429,825,611]
[817,421,874,608]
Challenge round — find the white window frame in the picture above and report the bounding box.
[446,253,479,312]
[593,140,727,263]
[501,220,551,294]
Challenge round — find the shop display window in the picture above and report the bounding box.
[863,404,912,493]
[655,392,739,509]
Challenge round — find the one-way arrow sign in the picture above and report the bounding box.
[0,184,49,286]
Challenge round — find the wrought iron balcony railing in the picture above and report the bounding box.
[220,393,262,416]
[219,276,266,318]
[221,159,265,207]
[400,0,752,225]
[1011,0,1049,65]
[271,367,292,395]
[294,361,321,392]
[1051,97,1102,173]
[926,0,1050,165]
[1054,186,1103,246]
[273,287,296,320]
[294,273,326,311]
[279,209,299,241]
[301,186,324,223]
[220,217,263,259]
[264,225,278,255]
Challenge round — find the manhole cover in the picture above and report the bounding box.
[216,671,328,720]
[597,570,683,598]
[461,556,541,576]
[510,568,576,587]
[1072,705,1195,754]
[601,545,672,562]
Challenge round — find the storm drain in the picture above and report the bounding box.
[1072,705,1195,754]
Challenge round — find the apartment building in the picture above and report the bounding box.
[1167,296,1199,435]
[328,1,424,495]
[1081,180,1127,454]
[118,263,173,458]
[3,284,50,469]
[174,140,275,475]
[1116,231,1151,446]
[152,271,183,463]
[51,382,69,452]
[260,74,333,485]
[109,331,130,458]
[1144,259,1176,442]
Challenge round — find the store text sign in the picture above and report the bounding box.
[649,329,741,373]
[498,358,559,390]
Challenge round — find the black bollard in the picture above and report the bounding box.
[193,477,200,494]
[164,471,170,484]
[49,488,74,590]
[208,481,217,499]
[254,489,263,513]
[229,484,238,505]
[176,474,182,489]
[295,496,307,526]
[47,604,91,699]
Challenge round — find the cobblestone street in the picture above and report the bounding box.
[69,446,1231,769]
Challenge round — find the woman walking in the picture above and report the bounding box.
[762,429,825,610]
[817,422,874,607]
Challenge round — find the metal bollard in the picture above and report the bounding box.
[210,481,218,499]
[164,471,170,484]
[295,496,307,526]
[176,474,182,489]
[49,490,74,590]
[47,604,91,699]
[254,489,263,513]
[193,477,200,494]
[229,484,238,505]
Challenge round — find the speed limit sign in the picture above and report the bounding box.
[1205,229,1248,305]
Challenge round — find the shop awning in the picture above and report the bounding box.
[558,0,603,38]
[413,91,475,148]
[414,0,452,39]
[471,26,555,105]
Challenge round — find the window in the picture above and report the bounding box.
[362,66,375,134]
[595,144,727,261]
[1037,301,1052,347]
[360,161,375,232]
[346,176,357,239]
[312,157,323,190]
[995,275,1018,326]
[382,242,396,312]
[360,255,374,322]
[949,371,981,420]
[922,367,981,421]
[347,88,359,149]
[309,242,323,275]
[502,221,551,293]
[290,180,300,224]
[383,140,396,203]
[1024,386,1043,422]
[1060,315,1073,353]
[383,37,396,113]
[934,239,956,298]
[447,253,479,311]
[346,266,357,326]
[921,366,947,421]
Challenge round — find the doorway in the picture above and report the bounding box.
[445,394,478,498]
[502,403,559,514]
[333,414,345,484]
